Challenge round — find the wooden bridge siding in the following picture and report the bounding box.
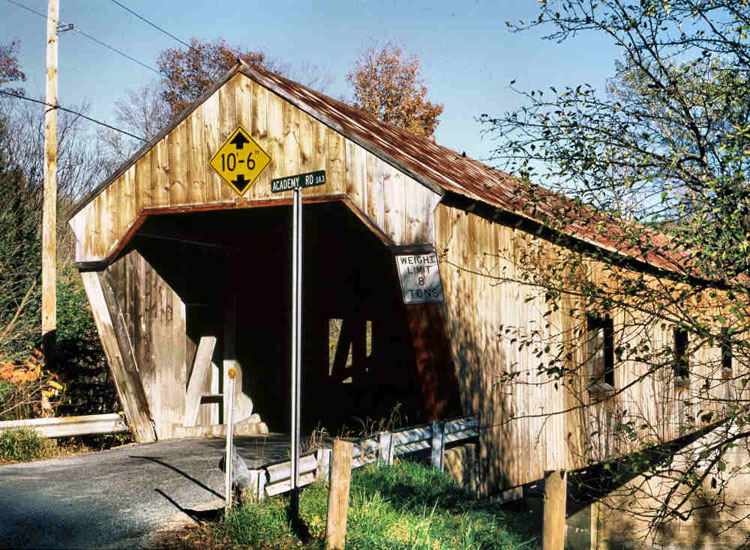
[70,73,440,264]
[79,271,155,443]
[104,249,189,440]
[434,205,729,493]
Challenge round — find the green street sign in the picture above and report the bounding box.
[271,170,326,193]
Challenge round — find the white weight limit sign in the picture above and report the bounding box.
[395,252,445,304]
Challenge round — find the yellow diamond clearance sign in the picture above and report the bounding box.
[209,126,271,196]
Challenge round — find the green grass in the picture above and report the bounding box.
[206,460,538,550]
[0,428,55,462]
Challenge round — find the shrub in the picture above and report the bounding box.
[0,428,54,462]
[0,348,64,421]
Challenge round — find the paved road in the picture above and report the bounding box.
[0,435,290,549]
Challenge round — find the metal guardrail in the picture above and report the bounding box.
[241,415,479,501]
[0,413,128,438]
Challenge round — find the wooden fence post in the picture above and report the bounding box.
[543,469,567,550]
[326,439,353,550]
[431,420,445,471]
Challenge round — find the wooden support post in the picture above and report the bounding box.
[431,420,445,471]
[184,336,217,427]
[325,439,353,550]
[378,431,394,465]
[543,470,567,550]
[80,271,155,443]
[42,0,59,360]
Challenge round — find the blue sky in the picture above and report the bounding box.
[1,0,622,162]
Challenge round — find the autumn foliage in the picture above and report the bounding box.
[347,42,443,138]
[157,38,273,116]
[0,348,63,420]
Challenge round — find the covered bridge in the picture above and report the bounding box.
[69,62,730,496]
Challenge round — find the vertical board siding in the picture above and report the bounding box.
[71,73,440,262]
[202,91,223,204]
[152,139,170,208]
[217,79,238,203]
[434,204,727,494]
[135,150,152,213]
[326,128,347,196]
[106,250,188,440]
[168,121,188,206]
[80,271,155,443]
[187,109,207,205]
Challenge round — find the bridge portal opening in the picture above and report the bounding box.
[110,201,425,438]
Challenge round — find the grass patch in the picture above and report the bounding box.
[179,460,537,550]
[0,428,55,462]
[0,428,132,465]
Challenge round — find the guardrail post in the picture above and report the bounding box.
[378,431,393,465]
[326,439,353,550]
[257,469,266,503]
[316,447,332,481]
[431,420,445,471]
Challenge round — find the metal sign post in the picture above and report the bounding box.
[290,185,302,513]
[224,368,236,512]
[271,170,326,514]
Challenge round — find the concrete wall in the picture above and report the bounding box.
[442,436,750,550]
[586,433,750,550]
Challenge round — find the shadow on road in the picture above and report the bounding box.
[154,489,224,524]
[130,455,224,500]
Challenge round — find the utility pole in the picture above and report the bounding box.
[42,0,59,361]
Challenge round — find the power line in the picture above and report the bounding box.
[108,0,201,57]
[2,0,161,76]
[0,90,147,142]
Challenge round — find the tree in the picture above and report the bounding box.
[157,37,276,116]
[479,0,750,542]
[100,38,333,165]
[347,41,443,137]
[0,39,25,93]
[0,41,113,419]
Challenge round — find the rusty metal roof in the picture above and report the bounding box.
[240,64,686,275]
[72,62,687,275]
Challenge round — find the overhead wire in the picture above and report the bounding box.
[1,0,162,75]
[108,0,202,57]
[0,90,148,142]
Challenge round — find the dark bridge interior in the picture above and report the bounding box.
[128,201,425,433]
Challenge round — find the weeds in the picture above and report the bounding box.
[0,428,55,462]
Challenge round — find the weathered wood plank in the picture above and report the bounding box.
[152,138,170,208]
[326,439,353,550]
[168,121,188,206]
[218,77,238,203]
[187,107,207,205]
[326,128,346,195]
[404,303,462,421]
[80,271,155,443]
[184,336,218,427]
[202,90,223,204]
[135,150,152,214]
